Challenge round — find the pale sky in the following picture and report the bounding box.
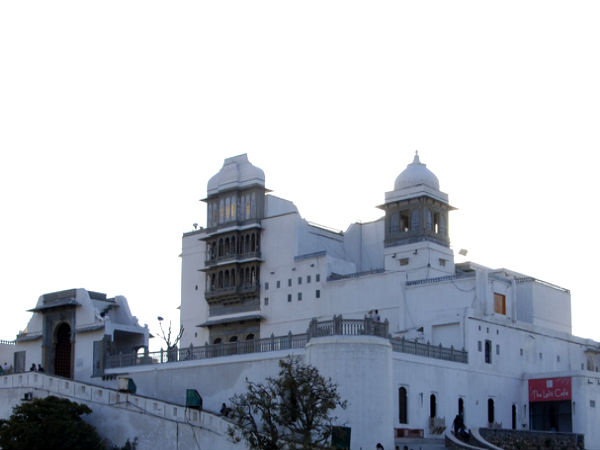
[1,1,599,346]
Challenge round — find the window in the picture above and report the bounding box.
[478,341,482,352]
[316,274,320,282]
[520,348,524,356]
[298,277,302,285]
[496,344,500,355]
[288,278,292,287]
[298,292,302,301]
[430,394,437,418]
[264,297,269,306]
[494,293,506,315]
[439,258,446,267]
[458,398,464,416]
[399,387,408,424]
[287,294,292,302]
[265,282,269,290]
[485,340,492,363]
[277,280,281,288]
[316,289,321,299]
[399,258,410,266]
[307,275,311,283]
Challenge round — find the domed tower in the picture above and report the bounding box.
[379,152,456,278]
[199,154,268,343]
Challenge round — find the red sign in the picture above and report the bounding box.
[529,377,572,402]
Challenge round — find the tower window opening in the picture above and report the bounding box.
[433,212,440,233]
[400,212,410,232]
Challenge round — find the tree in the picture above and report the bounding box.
[228,357,347,450]
[0,396,105,450]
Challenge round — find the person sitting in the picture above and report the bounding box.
[30,363,37,372]
[453,413,469,441]
[37,364,44,372]
[220,402,231,417]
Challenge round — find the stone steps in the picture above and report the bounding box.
[395,437,447,450]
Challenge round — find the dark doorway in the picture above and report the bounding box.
[487,398,495,424]
[512,404,517,430]
[54,323,72,378]
[399,387,408,424]
[530,401,572,432]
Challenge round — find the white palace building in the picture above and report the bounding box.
[2,153,600,450]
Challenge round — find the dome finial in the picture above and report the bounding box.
[413,150,420,164]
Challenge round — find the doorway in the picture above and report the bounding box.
[54,323,72,378]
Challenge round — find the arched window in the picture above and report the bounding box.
[246,334,255,340]
[231,270,236,287]
[430,394,437,418]
[251,234,256,252]
[245,235,250,253]
[229,336,238,343]
[213,338,222,344]
[224,270,230,287]
[218,271,224,289]
[224,238,230,255]
[488,398,495,424]
[218,239,224,257]
[399,387,408,424]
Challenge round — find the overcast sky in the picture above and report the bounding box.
[1,1,599,346]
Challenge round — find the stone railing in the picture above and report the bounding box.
[106,332,308,369]
[106,315,468,369]
[306,315,389,339]
[390,337,468,363]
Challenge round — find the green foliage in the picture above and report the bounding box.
[0,396,105,450]
[228,357,347,450]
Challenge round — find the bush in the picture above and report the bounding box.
[0,396,106,450]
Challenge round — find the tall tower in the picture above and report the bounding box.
[379,152,456,279]
[198,154,267,344]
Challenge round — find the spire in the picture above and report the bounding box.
[413,150,420,164]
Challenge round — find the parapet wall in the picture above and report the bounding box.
[0,372,242,450]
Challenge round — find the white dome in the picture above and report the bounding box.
[207,154,265,195]
[394,152,440,191]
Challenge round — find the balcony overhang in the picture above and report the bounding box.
[198,313,263,328]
